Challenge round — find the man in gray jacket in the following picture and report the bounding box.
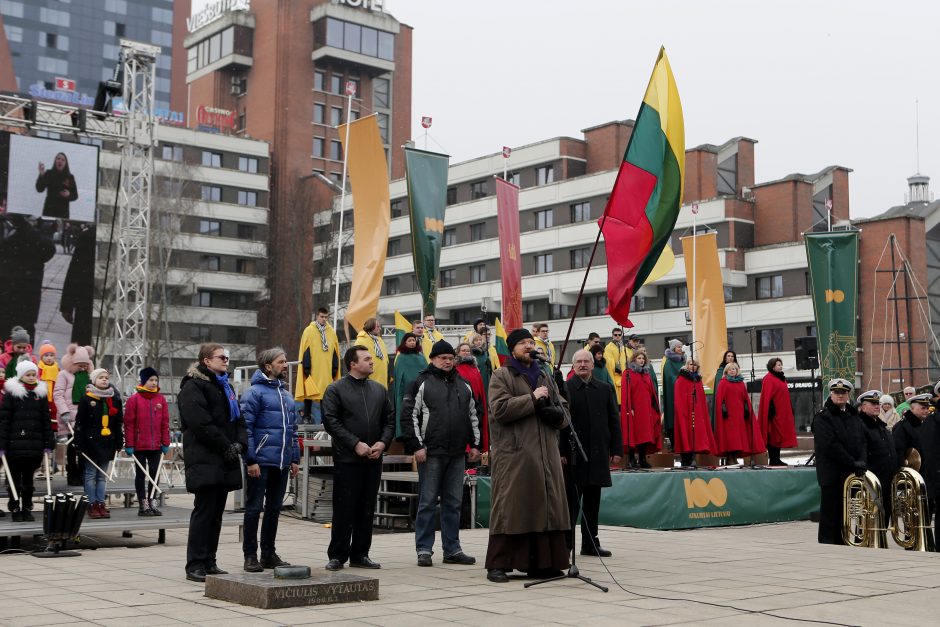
[401,340,481,567]
[322,345,394,571]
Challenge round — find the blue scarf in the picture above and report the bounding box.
[507,356,541,390]
[726,374,745,383]
[216,372,240,421]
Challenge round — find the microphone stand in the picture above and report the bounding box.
[526,366,608,593]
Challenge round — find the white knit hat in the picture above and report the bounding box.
[15,360,38,378]
[879,394,894,406]
[89,368,109,386]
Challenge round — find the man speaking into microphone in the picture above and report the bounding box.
[484,328,570,583]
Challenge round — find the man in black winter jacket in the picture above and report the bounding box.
[894,393,931,467]
[401,340,480,567]
[856,389,898,523]
[321,345,394,571]
[812,378,867,545]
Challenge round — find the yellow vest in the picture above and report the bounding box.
[354,330,389,389]
[603,341,632,402]
[534,337,556,368]
[294,321,341,401]
[421,327,445,361]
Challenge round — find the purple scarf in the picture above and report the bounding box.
[507,356,541,390]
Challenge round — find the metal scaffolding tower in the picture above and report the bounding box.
[111,39,160,394]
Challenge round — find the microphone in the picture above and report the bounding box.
[529,350,549,362]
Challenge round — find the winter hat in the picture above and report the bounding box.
[668,339,682,351]
[139,367,159,386]
[10,326,29,345]
[429,340,455,358]
[89,368,109,386]
[506,328,534,352]
[72,345,92,365]
[15,360,38,378]
[879,394,895,406]
[39,341,56,356]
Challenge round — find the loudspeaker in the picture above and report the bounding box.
[794,336,818,370]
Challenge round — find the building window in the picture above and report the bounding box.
[390,199,403,218]
[440,268,455,288]
[330,140,342,161]
[570,247,589,269]
[200,255,220,271]
[237,224,255,240]
[446,187,457,206]
[200,186,221,202]
[523,302,536,321]
[373,77,390,108]
[536,165,554,186]
[238,156,258,173]
[236,259,256,274]
[585,294,608,317]
[723,286,733,303]
[631,295,646,312]
[385,277,400,295]
[759,328,783,353]
[535,253,553,274]
[227,327,249,344]
[469,222,486,242]
[0,2,24,19]
[807,325,817,337]
[443,228,457,247]
[469,264,486,284]
[550,304,572,320]
[324,17,394,61]
[162,144,183,162]
[756,275,783,299]
[330,74,342,95]
[470,180,488,199]
[199,219,221,236]
[237,190,257,206]
[192,291,212,307]
[4,24,23,42]
[190,325,212,341]
[330,106,343,126]
[377,113,389,143]
[340,248,353,265]
[387,239,401,256]
[314,70,325,91]
[570,201,591,223]
[665,285,688,308]
[505,171,520,186]
[535,209,553,229]
[313,137,324,157]
[201,151,222,168]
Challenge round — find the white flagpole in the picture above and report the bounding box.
[691,204,698,364]
[332,85,355,331]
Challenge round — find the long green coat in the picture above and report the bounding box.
[390,351,427,438]
[661,351,686,434]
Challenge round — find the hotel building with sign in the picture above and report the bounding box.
[173,0,412,351]
[328,120,936,396]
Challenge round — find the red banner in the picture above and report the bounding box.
[495,177,522,330]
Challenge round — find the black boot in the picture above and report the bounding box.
[637,444,651,468]
[680,452,694,467]
[768,446,785,466]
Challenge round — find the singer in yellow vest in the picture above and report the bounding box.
[295,308,341,424]
[354,317,389,388]
[421,314,445,362]
[604,328,632,403]
[532,323,556,369]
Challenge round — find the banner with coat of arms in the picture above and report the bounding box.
[404,147,450,315]
[805,231,859,385]
[495,177,522,330]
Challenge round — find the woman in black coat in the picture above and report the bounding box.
[35,152,78,219]
[178,343,247,582]
[0,361,55,520]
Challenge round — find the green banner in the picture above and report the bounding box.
[805,231,859,384]
[404,147,450,315]
[474,468,819,530]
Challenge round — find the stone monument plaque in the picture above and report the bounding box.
[204,571,379,609]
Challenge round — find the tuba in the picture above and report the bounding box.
[842,470,888,548]
[890,467,936,551]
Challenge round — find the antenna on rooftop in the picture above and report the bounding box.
[915,98,921,174]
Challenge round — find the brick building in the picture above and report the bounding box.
[173,0,413,351]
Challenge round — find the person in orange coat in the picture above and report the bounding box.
[714,363,765,465]
[622,351,661,468]
[758,357,799,465]
[672,360,717,466]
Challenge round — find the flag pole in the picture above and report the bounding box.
[332,84,355,331]
[691,204,697,365]
[558,218,607,363]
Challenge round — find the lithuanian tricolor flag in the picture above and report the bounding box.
[494,317,509,365]
[394,310,411,348]
[601,47,684,327]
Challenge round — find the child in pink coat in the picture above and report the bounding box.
[123,367,170,516]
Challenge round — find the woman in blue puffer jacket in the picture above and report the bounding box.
[239,348,300,572]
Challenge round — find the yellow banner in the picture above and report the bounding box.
[338,115,391,333]
[681,232,728,391]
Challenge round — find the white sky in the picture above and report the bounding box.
[193,0,940,218]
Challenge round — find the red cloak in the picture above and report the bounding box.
[714,378,765,456]
[622,368,662,451]
[672,372,717,454]
[758,372,798,449]
[457,362,488,451]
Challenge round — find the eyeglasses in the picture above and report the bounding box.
[612,333,622,337]
[212,354,230,362]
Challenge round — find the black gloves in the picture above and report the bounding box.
[538,406,565,426]
[223,442,243,462]
[853,460,867,478]
[615,365,623,374]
